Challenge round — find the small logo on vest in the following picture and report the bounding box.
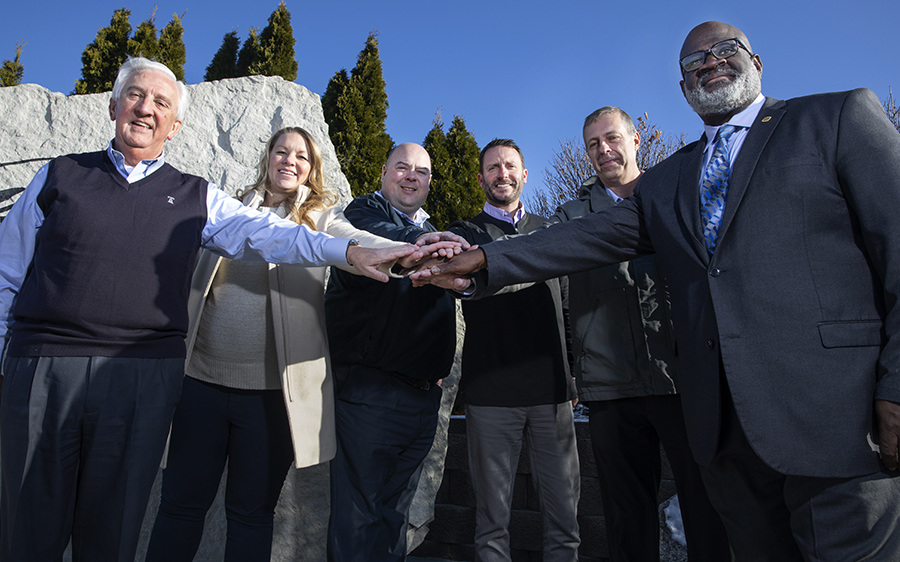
[167,196,176,205]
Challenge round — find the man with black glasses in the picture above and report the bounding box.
[413,21,900,560]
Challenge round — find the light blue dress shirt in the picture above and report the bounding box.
[0,142,352,342]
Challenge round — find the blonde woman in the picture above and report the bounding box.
[145,127,459,561]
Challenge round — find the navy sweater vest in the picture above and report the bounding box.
[8,151,208,358]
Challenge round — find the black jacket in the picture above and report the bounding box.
[325,193,456,382]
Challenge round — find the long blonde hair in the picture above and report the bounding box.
[241,127,338,230]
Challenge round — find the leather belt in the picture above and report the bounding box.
[396,375,431,390]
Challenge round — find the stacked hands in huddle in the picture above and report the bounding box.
[341,231,472,282]
[405,231,473,273]
[410,246,485,291]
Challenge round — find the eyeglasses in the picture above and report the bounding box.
[680,38,752,74]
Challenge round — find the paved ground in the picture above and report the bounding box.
[407,495,690,562]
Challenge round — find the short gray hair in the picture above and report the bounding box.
[583,106,637,135]
[111,56,189,121]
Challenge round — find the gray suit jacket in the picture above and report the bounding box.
[482,89,900,478]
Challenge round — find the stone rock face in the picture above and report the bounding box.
[0,75,350,212]
[0,76,461,561]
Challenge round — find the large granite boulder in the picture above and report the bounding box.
[0,76,461,561]
[0,75,350,214]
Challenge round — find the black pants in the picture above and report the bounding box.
[588,394,730,562]
[700,384,900,562]
[0,355,183,562]
[146,376,294,562]
[327,364,442,562]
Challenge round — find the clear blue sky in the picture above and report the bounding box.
[4,0,898,200]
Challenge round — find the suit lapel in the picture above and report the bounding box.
[674,139,709,263]
[716,97,786,247]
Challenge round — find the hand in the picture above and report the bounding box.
[397,241,466,270]
[416,231,471,251]
[346,243,417,283]
[410,248,486,290]
[876,399,900,470]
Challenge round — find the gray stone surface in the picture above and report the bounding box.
[1,76,464,561]
[0,76,350,211]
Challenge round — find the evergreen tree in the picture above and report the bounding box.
[322,69,349,128]
[0,41,25,87]
[205,30,240,81]
[451,117,484,219]
[422,111,454,229]
[128,8,158,60]
[237,28,263,76]
[257,1,297,81]
[333,81,376,196]
[349,33,389,116]
[157,13,187,81]
[419,111,483,229]
[321,69,358,183]
[74,8,132,94]
[321,32,393,197]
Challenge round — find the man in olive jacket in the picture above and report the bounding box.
[547,107,727,562]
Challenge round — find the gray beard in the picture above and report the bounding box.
[685,66,761,120]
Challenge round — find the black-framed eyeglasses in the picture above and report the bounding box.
[680,38,752,74]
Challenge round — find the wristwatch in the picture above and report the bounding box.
[346,239,360,266]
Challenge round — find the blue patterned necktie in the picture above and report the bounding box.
[699,124,738,255]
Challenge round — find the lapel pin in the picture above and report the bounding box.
[761,116,772,122]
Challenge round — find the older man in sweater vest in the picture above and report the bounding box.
[0,56,416,562]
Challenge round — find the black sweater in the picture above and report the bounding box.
[452,212,575,407]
